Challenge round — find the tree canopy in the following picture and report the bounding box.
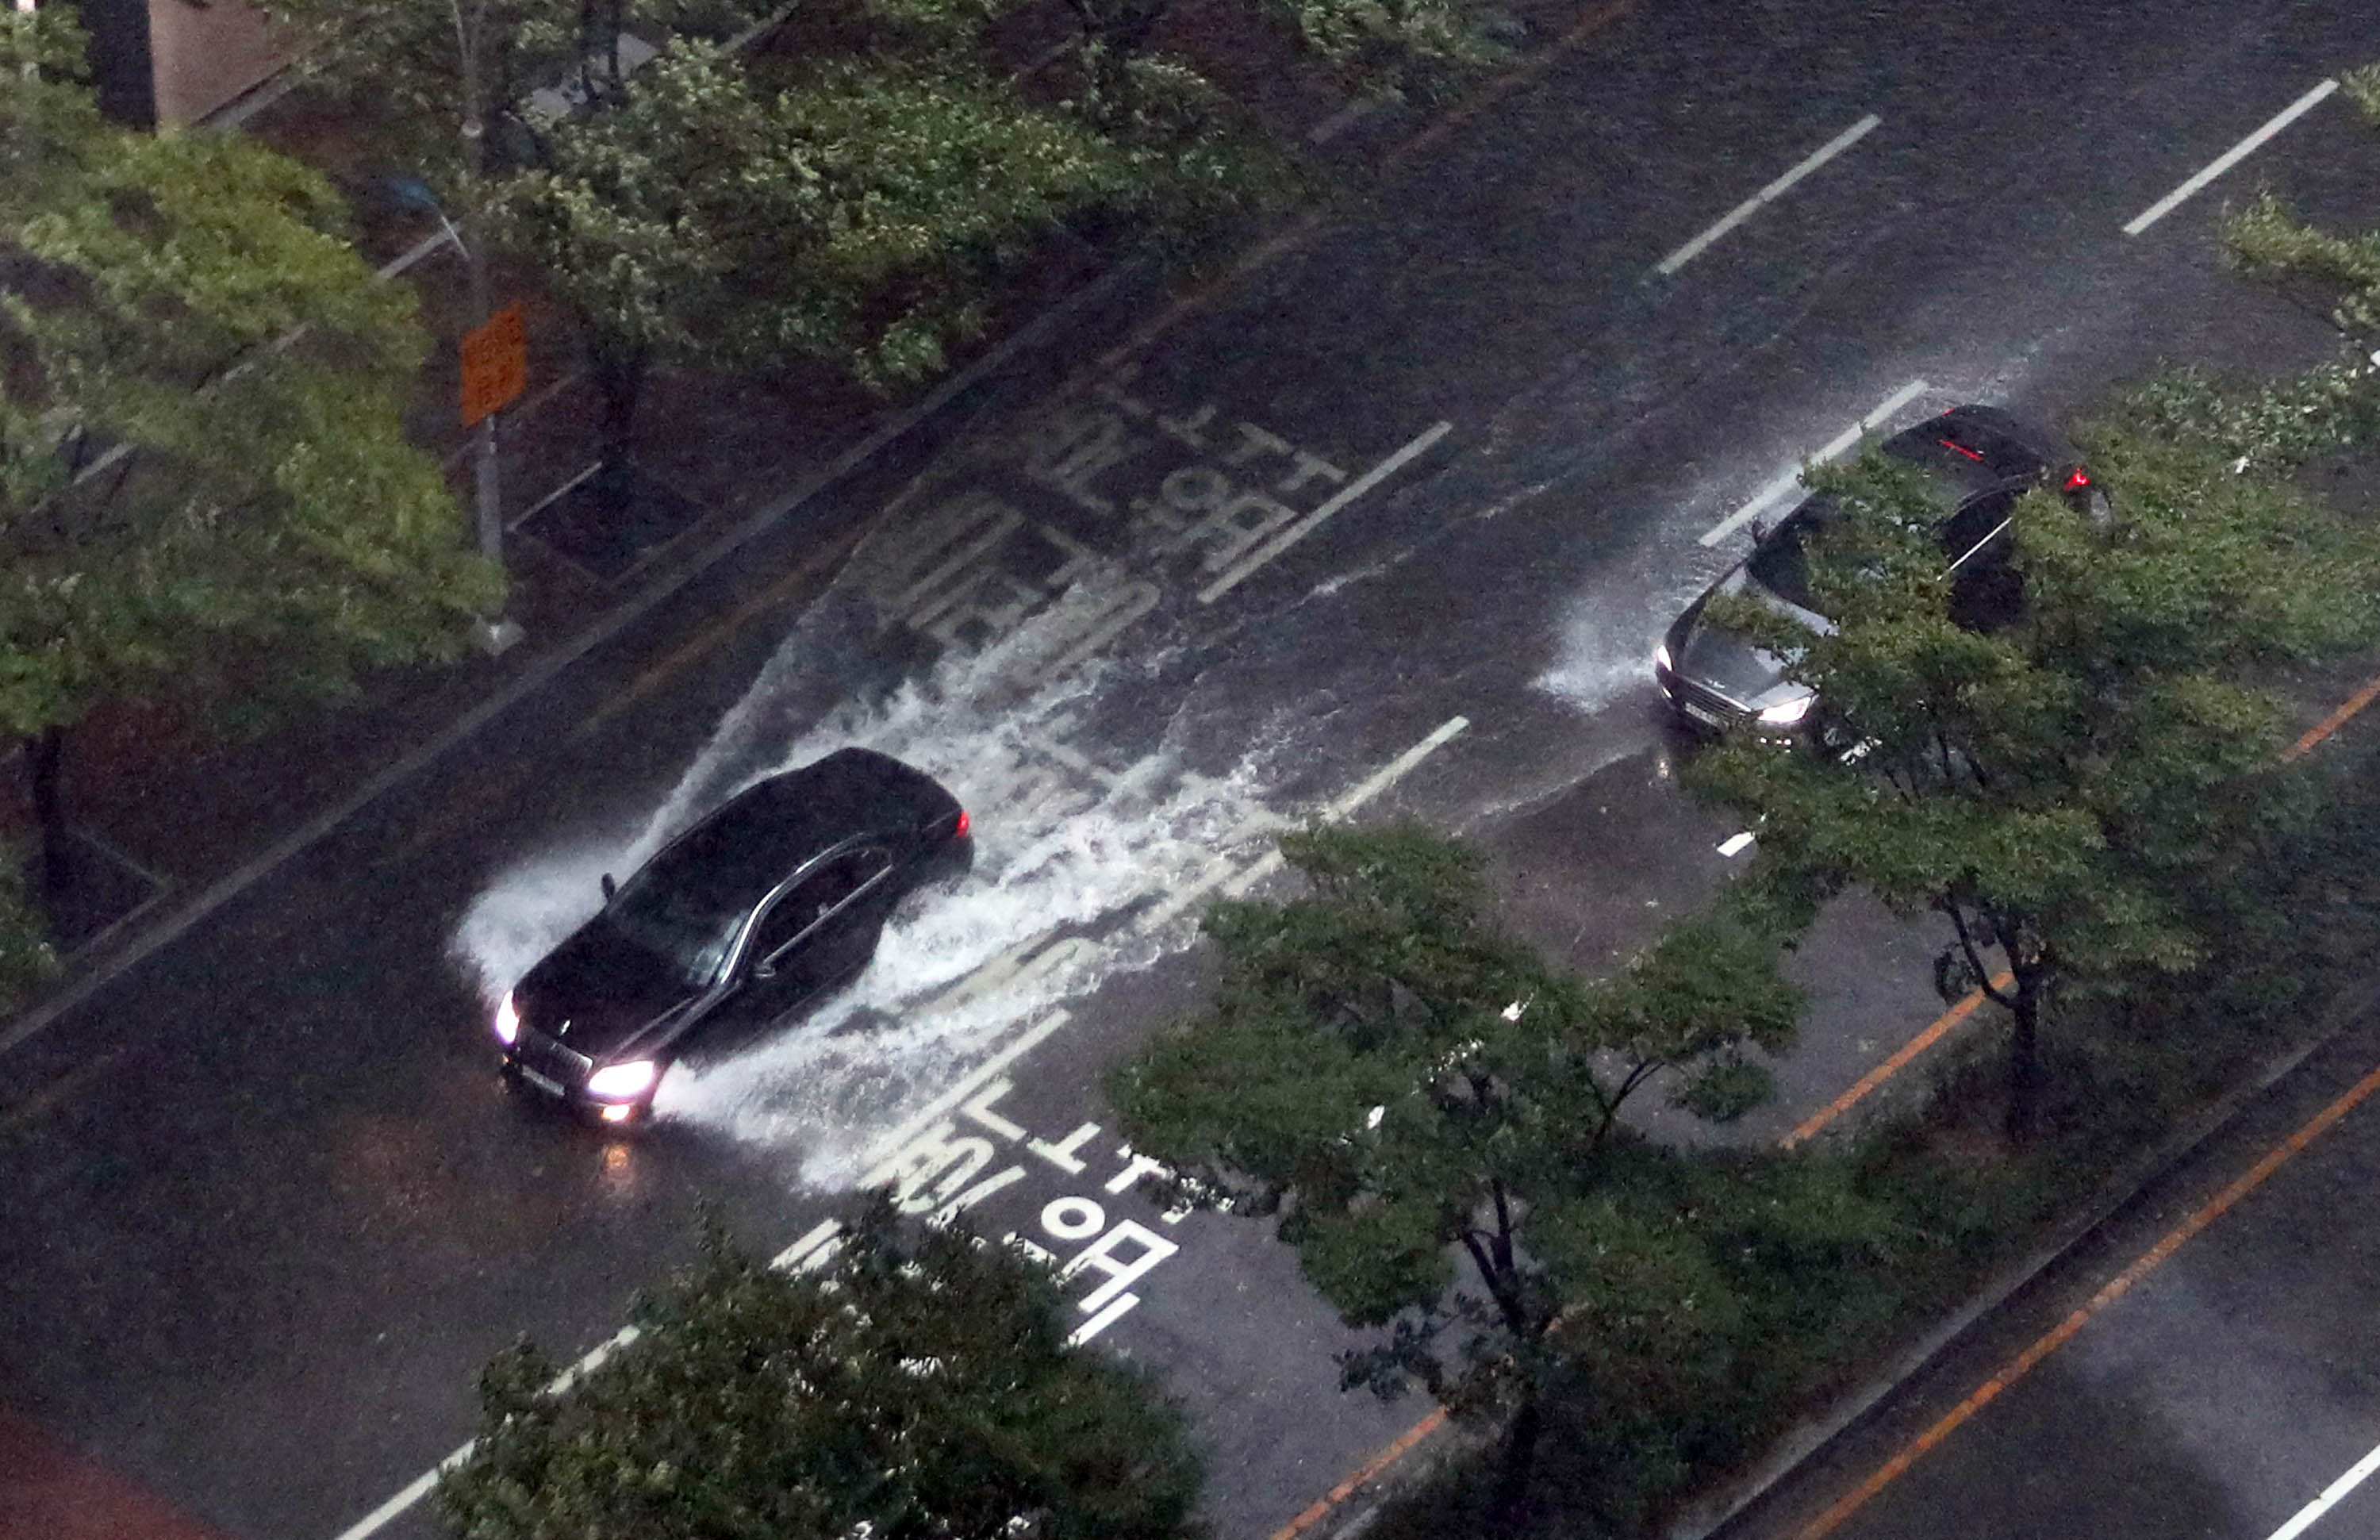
[1107,824,1798,1506]
[1686,386,2380,1140]
[436,1193,1208,1540]
[0,10,498,969]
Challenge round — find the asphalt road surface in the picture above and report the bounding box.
[4,0,2379,1536]
[1720,1005,2380,1540]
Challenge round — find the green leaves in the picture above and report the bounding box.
[436,1194,1207,1540]
[0,10,500,739]
[1107,824,1802,1461]
[1687,373,2380,1140]
[2221,67,2380,351]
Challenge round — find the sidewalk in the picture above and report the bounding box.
[4,0,1362,959]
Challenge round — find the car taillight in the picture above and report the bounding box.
[952,808,970,840]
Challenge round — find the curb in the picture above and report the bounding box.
[0,256,1152,1062]
[1670,963,2380,1540]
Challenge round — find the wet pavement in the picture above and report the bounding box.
[6,0,2380,1537]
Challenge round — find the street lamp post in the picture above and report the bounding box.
[388,176,524,657]
[449,0,522,655]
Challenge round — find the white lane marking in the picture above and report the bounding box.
[1717,831,1756,857]
[1197,421,1454,603]
[770,1217,845,1272]
[2125,78,2339,236]
[1323,714,1470,819]
[0,263,1149,1068]
[1653,113,1883,276]
[1138,714,1469,931]
[1699,378,1930,547]
[328,716,1465,1540]
[2267,1436,2380,1540]
[332,1013,1072,1540]
[329,1451,474,1540]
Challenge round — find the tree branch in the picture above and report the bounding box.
[1944,897,2017,1008]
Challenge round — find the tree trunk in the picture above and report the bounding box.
[24,726,69,905]
[2004,964,2044,1145]
[1489,1392,1543,1531]
[588,337,647,475]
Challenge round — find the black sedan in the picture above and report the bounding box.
[493,747,972,1124]
[1654,404,2108,735]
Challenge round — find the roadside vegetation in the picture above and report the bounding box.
[254,0,1518,462]
[436,1192,1208,1540]
[0,0,1511,986]
[0,9,504,1000]
[1098,355,2380,1535]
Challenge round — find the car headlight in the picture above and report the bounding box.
[1653,642,1673,674]
[493,991,520,1047]
[1757,693,1816,726]
[585,1060,661,1100]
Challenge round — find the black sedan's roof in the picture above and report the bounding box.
[639,747,958,916]
[1876,405,2056,503]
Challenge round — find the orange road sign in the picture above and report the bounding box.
[460,303,527,427]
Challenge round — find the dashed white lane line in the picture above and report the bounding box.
[2125,77,2339,236]
[1699,378,1930,547]
[1653,113,1883,277]
[2267,1437,2380,1540]
[1198,421,1455,603]
[327,715,1469,1540]
[1717,831,1756,857]
[1140,714,1470,931]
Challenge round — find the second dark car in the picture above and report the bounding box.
[493,747,972,1124]
[1654,404,2107,736]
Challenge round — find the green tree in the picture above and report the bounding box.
[255,0,1499,464]
[2225,63,2380,348]
[1107,824,1798,1515]
[435,1193,1207,1540]
[0,10,501,931]
[487,42,1154,465]
[1687,396,2380,1143]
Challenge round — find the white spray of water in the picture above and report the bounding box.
[452,577,1297,1182]
[1534,564,1714,716]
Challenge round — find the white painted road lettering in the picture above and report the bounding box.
[1030,1120,1102,1174]
[1042,1196,1107,1241]
[1061,1219,1179,1315]
[862,366,1448,674]
[342,715,1471,1540]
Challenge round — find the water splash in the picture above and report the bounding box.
[452,579,1296,1182]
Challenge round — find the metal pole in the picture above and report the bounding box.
[451,3,522,655]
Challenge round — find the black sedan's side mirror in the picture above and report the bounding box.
[601,873,616,902]
[1749,517,1770,544]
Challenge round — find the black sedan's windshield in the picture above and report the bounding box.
[602,873,743,988]
[1745,526,1817,613]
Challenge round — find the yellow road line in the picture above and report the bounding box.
[2292,668,2380,758]
[1783,971,2013,1148]
[1795,1054,2380,1538]
[1271,660,2380,1533]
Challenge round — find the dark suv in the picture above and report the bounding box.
[1655,405,2105,735]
